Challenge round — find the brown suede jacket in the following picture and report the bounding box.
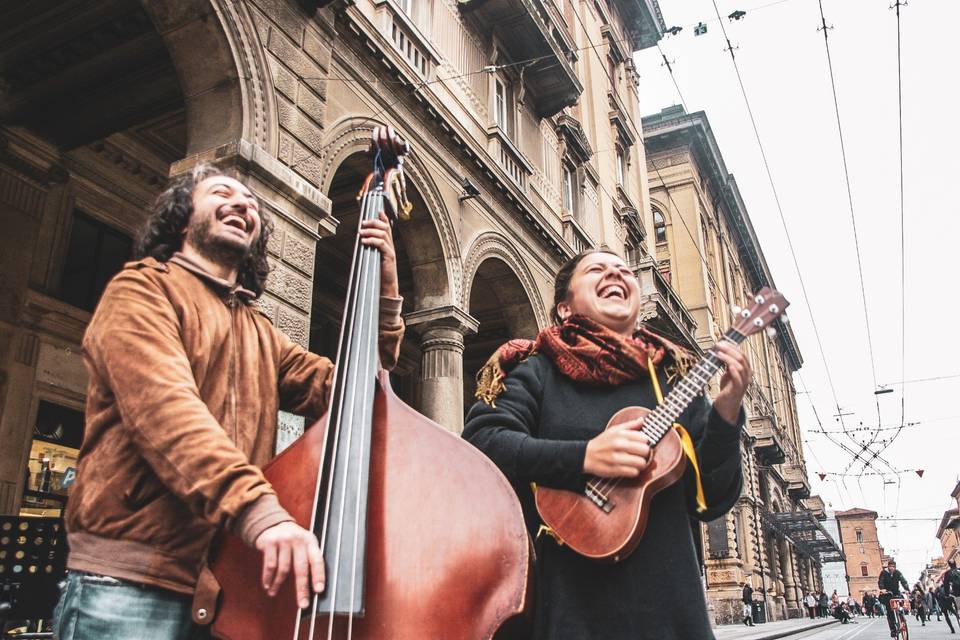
[65,253,404,594]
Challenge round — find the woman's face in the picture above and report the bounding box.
[555,252,641,336]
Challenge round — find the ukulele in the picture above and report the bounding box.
[534,287,789,562]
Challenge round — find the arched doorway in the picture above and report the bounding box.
[462,257,540,414]
[0,0,198,518]
[310,151,449,410]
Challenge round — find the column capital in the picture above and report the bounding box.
[404,305,479,336]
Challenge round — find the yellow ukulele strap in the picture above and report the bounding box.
[648,356,707,513]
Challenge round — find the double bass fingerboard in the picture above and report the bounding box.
[311,181,387,616]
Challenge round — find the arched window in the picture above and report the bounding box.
[653,208,667,244]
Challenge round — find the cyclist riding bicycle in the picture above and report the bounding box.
[879,559,911,638]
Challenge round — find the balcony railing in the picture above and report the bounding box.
[632,256,698,349]
[783,463,812,500]
[458,0,582,117]
[486,127,532,190]
[749,414,786,465]
[562,215,593,254]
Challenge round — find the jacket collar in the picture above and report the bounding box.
[169,252,257,303]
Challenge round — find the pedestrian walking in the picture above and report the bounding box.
[819,591,830,618]
[741,582,755,626]
[805,592,817,619]
[937,580,957,634]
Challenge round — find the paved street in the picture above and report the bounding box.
[715,615,960,640]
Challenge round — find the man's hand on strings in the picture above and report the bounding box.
[713,341,751,425]
[255,521,325,609]
[359,211,400,299]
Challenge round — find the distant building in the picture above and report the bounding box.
[820,512,848,596]
[921,557,948,590]
[836,508,886,600]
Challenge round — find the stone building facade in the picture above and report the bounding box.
[835,508,886,600]
[642,106,840,623]
[0,0,690,526]
[936,481,960,567]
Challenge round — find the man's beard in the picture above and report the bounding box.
[185,215,251,271]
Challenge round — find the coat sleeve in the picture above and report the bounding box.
[674,378,745,521]
[83,270,291,546]
[463,358,588,492]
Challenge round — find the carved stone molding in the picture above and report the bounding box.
[461,231,549,331]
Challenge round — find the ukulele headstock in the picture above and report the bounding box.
[731,287,790,339]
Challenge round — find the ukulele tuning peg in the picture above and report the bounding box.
[730,304,742,315]
[780,314,790,325]
[765,326,777,339]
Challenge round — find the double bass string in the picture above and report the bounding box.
[322,186,379,640]
[297,178,379,640]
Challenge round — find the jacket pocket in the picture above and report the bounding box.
[122,468,165,511]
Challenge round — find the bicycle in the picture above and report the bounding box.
[888,598,910,640]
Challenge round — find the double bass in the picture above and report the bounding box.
[207,127,531,639]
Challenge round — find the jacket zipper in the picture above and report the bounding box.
[229,298,239,440]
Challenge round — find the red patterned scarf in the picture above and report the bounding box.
[475,315,693,406]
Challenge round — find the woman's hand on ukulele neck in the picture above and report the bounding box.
[712,341,751,425]
[583,418,651,478]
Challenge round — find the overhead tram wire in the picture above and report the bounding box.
[874,0,909,462]
[816,0,882,428]
[656,16,896,484]
[706,0,878,467]
[679,2,887,477]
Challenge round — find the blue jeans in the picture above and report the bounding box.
[53,572,209,640]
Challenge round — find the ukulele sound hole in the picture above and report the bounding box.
[585,483,615,513]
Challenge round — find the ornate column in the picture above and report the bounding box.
[405,306,479,435]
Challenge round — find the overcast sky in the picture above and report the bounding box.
[634,0,960,583]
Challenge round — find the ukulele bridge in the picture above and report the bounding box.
[585,483,615,513]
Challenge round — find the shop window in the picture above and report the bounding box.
[57,210,133,313]
[21,401,84,518]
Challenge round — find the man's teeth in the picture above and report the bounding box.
[222,216,246,231]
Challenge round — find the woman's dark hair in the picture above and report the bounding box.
[134,162,274,299]
[550,248,620,325]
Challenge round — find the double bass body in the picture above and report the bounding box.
[208,128,531,640]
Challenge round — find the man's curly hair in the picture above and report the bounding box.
[134,163,274,299]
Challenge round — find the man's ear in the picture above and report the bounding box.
[556,301,571,321]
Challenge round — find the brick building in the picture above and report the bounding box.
[836,508,887,600]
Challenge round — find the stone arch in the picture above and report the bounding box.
[461,231,549,330]
[141,0,277,155]
[317,116,462,307]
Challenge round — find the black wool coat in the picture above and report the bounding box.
[463,354,744,640]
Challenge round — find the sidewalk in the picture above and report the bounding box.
[714,617,839,640]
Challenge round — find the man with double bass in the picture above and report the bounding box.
[53,151,405,640]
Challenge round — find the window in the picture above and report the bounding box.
[856,529,863,543]
[494,78,511,136]
[58,210,133,313]
[607,54,617,90]
[562,165,575,213]
[615,147,625,186]
[860,564,869,577]
[653,208,667,244]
